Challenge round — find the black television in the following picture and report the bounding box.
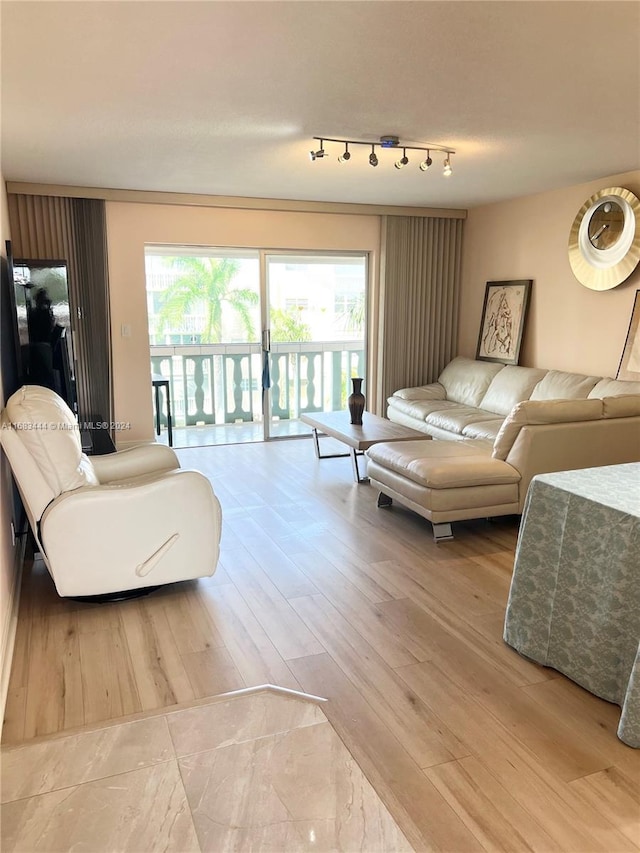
[1,240,27,536]
[12,257,77,413]
[1,239,22,400]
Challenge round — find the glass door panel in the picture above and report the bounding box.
[145,246,263,446]
[265,254,367,438]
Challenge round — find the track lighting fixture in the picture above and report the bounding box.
[338,143,351,163]
[309,136,454,176]
[395,148,409,169]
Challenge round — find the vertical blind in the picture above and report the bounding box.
[378,215,463,407]
[7,193,113,426]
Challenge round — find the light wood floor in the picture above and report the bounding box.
[3,438,639,851]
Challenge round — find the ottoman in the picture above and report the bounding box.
[366,439,521,541]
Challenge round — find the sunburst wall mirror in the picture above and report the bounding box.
[568,186,640,290]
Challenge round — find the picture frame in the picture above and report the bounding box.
[476,280,532,365]
[616,289,640,380]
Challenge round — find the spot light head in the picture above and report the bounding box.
[369,145,378,167]
[443,156,452,176]
[309,140,326,161]
[395,149,409,169]
[338,144,351,163]
[419,155,433,172]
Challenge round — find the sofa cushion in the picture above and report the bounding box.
[479,366,548,415]
[387,398,459,421]
[367,439,519,489]
[462,419,506,441]
[602,395,640,418]
[492,398,604,460]
[425,407,501,435]
[438,357,504,407]
[530,370,600,400]
[392,383,446,401]
[588,378,640,398]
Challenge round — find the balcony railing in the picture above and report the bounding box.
[150,342,365,429]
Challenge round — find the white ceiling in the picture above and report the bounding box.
[2,1,639,209]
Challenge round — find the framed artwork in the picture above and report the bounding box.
[616,289,640,380]
[476,280,532,365]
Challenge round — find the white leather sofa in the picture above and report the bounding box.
[367,358,640,540]
[0,386,222,597]
[387,356,640,441]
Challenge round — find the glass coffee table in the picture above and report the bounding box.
[300,410,431,483]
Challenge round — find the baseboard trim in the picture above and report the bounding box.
[0,536,26,736]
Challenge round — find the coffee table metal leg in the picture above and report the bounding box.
[311,428,350,460]
[350,448,369,484]
[311,427,321,459]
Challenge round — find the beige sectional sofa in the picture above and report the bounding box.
[366,358,640,540]
[386,356,640,442]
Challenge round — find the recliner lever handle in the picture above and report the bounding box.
[135,533,179,577]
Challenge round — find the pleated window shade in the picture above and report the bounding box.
[7,193,113,428]
[378,215,463,407]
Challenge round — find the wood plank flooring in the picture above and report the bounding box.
[3,436,639,851]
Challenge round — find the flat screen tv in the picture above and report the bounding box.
[12,258,77,413]
[1,240,22,400]
[1,240,27,535]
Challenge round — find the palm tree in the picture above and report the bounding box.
[340,291,365,334]
[270,307,311,342]
[157,257,258,343]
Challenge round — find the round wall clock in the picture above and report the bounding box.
[568,186,640,290]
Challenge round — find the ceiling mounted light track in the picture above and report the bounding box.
[309,135,454,175]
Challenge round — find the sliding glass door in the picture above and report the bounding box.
[145,247,367,446]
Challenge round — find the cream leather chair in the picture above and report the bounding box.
[0,386,222,597]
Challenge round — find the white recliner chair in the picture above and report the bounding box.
[0,386,222,597]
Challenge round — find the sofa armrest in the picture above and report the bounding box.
[90,443,180,483]
[492,398,603,460]
[391,382,446,402]
[40,469,221,596]
[503,416,640,511]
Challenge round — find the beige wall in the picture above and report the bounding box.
[107,170,640,441]
[106,202,381,443]
[459,170,640,376]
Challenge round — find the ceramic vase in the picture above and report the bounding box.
[348,377,365,425]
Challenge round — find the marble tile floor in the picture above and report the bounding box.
[1,687,413,852]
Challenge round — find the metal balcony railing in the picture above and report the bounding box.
[150,342,365,428]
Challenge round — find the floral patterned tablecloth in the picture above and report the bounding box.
[504,463,640,747]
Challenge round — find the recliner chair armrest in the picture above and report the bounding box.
[90,443,180,483]
[40,469,221,597]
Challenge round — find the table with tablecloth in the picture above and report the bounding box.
[504,463,640,747]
